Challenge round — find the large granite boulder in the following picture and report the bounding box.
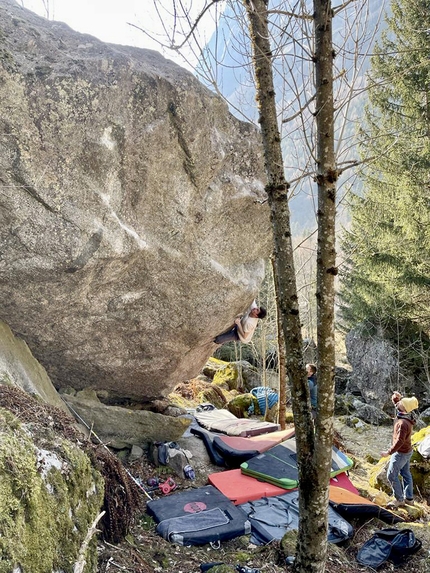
[345,321,430,410]
[0,0,270,402]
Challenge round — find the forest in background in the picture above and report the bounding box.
[196,0,430,369]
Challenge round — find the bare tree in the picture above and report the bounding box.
[135,1,384,571]
[22,0,53,20]
[243,3,333,570]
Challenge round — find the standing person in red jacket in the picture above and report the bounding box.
[380,392,419,508]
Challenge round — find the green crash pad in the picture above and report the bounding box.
[240,438,353,489]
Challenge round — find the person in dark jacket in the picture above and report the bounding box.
[306,363,317,411]
[380,392,419,508]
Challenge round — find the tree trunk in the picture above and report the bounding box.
[273,257,287,429]
[244,1,337,571]
[297,0,338,571]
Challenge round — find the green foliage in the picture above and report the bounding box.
[339,0,430,335]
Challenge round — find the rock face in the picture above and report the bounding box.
[346,326,409,409]
[63,390,191,449]
[0,1,270,401]
[0,319,69,412]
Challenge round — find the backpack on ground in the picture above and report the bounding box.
[356,527,421,569]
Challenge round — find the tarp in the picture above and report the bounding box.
[194,408,280,437]
[239,490,354,546]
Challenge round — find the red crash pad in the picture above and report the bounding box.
[208,468,359,505]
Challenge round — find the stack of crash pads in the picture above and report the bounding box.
[148,407,400,548]
[208,467,359,505]
[191,426,296,468]
[147,445,399,547]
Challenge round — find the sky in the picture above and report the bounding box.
[21,0,219,70]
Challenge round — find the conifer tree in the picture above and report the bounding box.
[340,0,430,333]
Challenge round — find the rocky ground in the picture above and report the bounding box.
[96,415,430,573]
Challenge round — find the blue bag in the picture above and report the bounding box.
[356,527,421,568]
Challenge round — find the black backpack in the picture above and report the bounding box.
[356,527,422,568]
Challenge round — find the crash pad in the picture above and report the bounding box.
[208,468,359,505]
[194,408,280,437]
[239,489,354,546]
[328,486,403,524]
[240,438,353,489]
[212,427,296,468]
[190,427,226,467]
[328,471,359,494]
[208,469,287,504]
[146,485,250,546]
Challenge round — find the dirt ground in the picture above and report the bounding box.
[96,417,430,573]
[2,382,427,573]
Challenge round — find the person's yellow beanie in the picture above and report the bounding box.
[399,396,419,413]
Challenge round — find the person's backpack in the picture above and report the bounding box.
[356,528,421,568]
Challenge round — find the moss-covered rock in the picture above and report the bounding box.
[213,363,241,391]
[420,408,430,425]
[204,358,263,393]
[411,425,430,448]
[202,357,231,379]
[196,387,229,409]
[0,407,104,573]
[226,394,258,418]
[334,394,355,415]
[410,426,430,497]
[169,377,233,410]
[280,529,297,556]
